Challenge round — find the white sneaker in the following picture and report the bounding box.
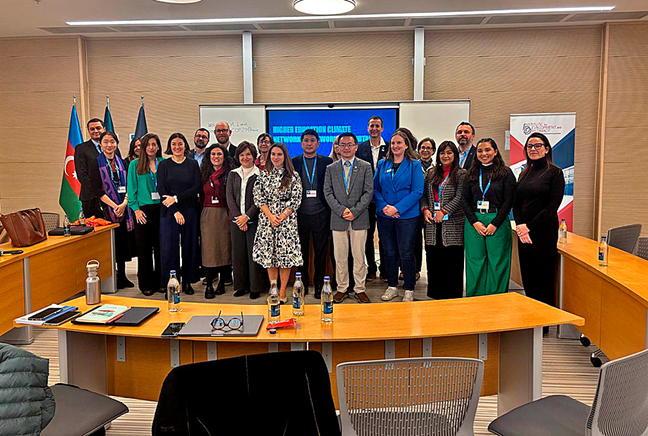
[402,290,414,302]
[381,287,399,301]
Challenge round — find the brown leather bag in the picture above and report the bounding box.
[0,208,47,247]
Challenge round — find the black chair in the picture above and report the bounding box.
[637,235,648,261]
[606,224,642,254]
[41,384,129,436]
[152,350,341,436]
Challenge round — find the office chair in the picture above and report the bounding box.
[606,224,642,254]
[637,236,648,261]
[337,357,484,436]
[41,212,61,233]
[488,348,648,436]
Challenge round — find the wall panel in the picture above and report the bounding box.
[425,27,602,237]
[601,23,648,233]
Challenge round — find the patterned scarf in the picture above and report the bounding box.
[97,153,134,231]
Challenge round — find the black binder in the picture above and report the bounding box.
[111,307,160,326]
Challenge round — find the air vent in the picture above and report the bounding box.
[410,16,486,26]
[488,14,568,24]
[333,19,407,28]
[567,11,648,21]
[114,25,186,32]
[40,26,117,34]
[259,21,329,30]
[183,23,257,31]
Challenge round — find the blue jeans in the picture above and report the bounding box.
[376,215,419,290]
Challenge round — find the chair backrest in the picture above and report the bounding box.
[41,212,60,233]
[587,348,648,436]
[637,236,648,261]
[337,357,484,436]
[607,224,642,254]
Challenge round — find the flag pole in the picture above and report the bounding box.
[106,95,110,109]
[141,95,145,107]
[73,95,77,106]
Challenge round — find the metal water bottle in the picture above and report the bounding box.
[85,260,101,305]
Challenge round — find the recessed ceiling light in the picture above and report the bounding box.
[154,0,202,3]
[293,0,356,15]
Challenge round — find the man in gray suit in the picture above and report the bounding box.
[323,132,374,303]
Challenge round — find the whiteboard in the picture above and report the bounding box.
[199,105,266,146]
[399,100,470,147]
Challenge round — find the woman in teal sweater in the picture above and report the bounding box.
[127,133,163,296]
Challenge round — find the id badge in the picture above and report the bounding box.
[117,186,126,194]
[306,190,317,198]
[151,192,161,200]
[477,200,489,213]
[433,202,441,211]
[442,214,449,221]
[211,198,219,204]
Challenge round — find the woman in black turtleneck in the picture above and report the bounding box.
[462,138,516,296]
[513,133,565,312]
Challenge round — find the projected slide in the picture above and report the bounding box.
[267,108,397,158]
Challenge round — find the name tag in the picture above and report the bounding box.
[211,198,219,204]
[306,190,317,198]
[442,214,449,221]
[117,186,126,194]
[477,200,490,213]
[151,192,160,200]
[433,202,441,211]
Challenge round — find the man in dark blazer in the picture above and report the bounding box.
[356,116,388,282]
[74,118,107,218]
[323,132,374,303]
[292,129,333,298]
[214,121,238,159]
[456,121,477,170]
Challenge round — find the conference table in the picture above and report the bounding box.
[43,292,582,416]
[0,224,117,343]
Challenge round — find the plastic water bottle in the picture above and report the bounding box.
[559,219,568,244]
[63,214,71,237]
[268,280,280,324]
[293,273,305,316]
[167,270,181,312]
[598,236,609,267]
[78,210,86,226]
[321,276,333,323]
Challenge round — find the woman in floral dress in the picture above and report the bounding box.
[253,143,303,302]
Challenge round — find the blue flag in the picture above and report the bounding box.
[134,105,148,139]
[104,105,115,133]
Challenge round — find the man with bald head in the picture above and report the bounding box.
[214,121,237,158]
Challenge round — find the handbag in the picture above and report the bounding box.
[0,208,47,247]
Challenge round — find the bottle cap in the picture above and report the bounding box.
[170,270,176,274]
[295,272,301,277]
[269,329,277,334]
[324,276,330,281]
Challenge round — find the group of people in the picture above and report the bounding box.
[74,115,565,311]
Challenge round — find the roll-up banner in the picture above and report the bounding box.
[510,113,575,231]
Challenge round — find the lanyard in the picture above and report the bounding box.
[439,173,450,194]
[341,159,354,192]
[150,159,158,190]
[303,156,317,188]
[479,168,492,200]
[459,151,469,168]
[107,158,121,187]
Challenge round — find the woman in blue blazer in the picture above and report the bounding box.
[374,131,425,302]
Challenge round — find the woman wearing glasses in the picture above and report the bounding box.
[513,133,564,316]
[461,138,516,296]
[421,141,467,300]
[255,133,273,170]
[253,143,303,303]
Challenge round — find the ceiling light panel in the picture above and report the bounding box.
[293,0,356,15]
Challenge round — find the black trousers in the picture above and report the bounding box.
[160,207,200,286]
[135,204,161,293]
[81,198,104,219]
[414,216,424,273]
[518,224,559,307]
[230,221,265,293]
[298,211,330,290]
[366,202,386,276]
[426,225,464,299]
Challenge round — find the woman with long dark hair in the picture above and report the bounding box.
[90,131,134,289]
[158,133,201,295]
[127,133,163,295]
[461,138,516,296]
[513,133,565,314]
[200,144,235,298]
[252,143,303,302]
[124,136,141,169]
[421,141,466,299]
[374,131,424,303]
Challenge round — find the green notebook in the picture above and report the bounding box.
[74,304,129,324]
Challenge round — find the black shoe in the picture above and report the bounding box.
[249,291,260,300]
[183,282,195,295]
[233,289,248,297]
[141,289,155,296]
[158,287,166,294]
[117,277,134,289]
[214,280,225,295]
[205,283,215,299]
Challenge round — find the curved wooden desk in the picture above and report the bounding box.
[557,232,648,360]
[44,293,582,416]
[0,224,117,342]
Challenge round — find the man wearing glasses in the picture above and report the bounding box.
[191,128,210,167]
[214,121,238,158]
[456,121,477,169]
[323,132,374,303]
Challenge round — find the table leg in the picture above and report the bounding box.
[498,327,542,416]
[59,330,107,394]
[0,258,33,344]
[557,255,580,339]
[101,228,117,294]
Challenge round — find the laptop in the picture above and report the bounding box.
[177,315,264,337]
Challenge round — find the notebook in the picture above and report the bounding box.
[111,307,159,326]
[73,304,129,324]
[178,315,264,337]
